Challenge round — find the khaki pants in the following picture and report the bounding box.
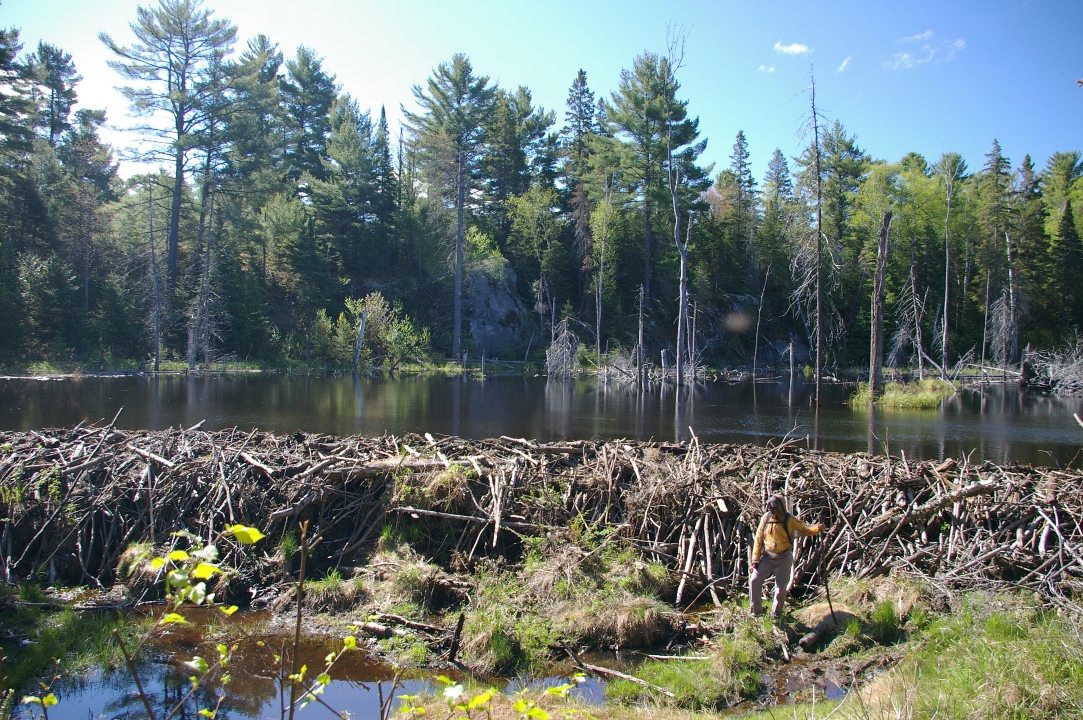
[749,548,793,617]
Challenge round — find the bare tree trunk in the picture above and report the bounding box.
[809,70,824,405]
[753,268,770,378]
[595,273,602,367]
[637,284,645,387]
[869,212,893,396]
[1005,231,1018,371]
[453,151,465,361]
[912,270,926,381]
[351,310,368,372]
[675,219,690,386]
[149,187,162,373]
[82,207,92,315]
[168,133,184,291]
[981,274,991,381]
[643,180,652,312]
[959,229,972,330]
[688,300,697,380]
[199,182,217,368]
[942,178,955,380]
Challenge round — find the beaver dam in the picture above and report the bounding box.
[2,424,1083,716]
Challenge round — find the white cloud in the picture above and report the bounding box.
[885,52,916,71]
[901,30,934,43]
[885,32,965,70]
[758,64,776,73]
[774,41,811,55]
[837,56,852,73]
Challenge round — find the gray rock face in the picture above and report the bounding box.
[465,262,528,356]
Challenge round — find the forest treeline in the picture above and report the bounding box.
[1,0,1082,374]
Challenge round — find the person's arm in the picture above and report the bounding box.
[787,515,825,538]
[752,514,767,564]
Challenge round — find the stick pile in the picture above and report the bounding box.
[1,423,1080,605]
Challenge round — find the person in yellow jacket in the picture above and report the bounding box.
[749,495,824,618]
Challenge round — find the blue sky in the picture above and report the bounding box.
[5,0,1081,181]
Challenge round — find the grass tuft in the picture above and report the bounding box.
[850,378,956,409]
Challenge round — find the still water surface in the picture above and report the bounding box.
[2,374,1081,466]
[22,635,606,720]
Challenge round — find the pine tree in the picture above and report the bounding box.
[729,130,757,263]
[101,0,237,291]
[403,53,496,358]
[480,86,553,246]
[1013,154,1052,344]
[28,42,79,147]
[0,26,35,164]
[601,51,706,306]
[1041,151,1083,244]
[977,139,1013,367]
[280,45,337,181]
[309,95,378,286]
[561,69,597,183]
[758,148,792,277]
[373,106,398,260]
[1052,201,1082,331]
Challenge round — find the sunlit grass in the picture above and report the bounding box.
[850,378,956,409]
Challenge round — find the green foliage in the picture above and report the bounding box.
[1,10,1081,373]
[870,600,901,644]
[607,650,759,710]
[875,596,1083,718]
[279,530,298,566]
[850,378,956,408]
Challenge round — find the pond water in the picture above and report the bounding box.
[15,628,605,720]
[2,374,1081,466]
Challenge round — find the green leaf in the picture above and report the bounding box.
[220,605,239,616]
[199,709,216,718]
[22,696,41,705]
[317,672,331,686]
[187,582,207,605]
[226,524,266,544]
[185,656,210,674]
[192,562,222,580]
[467,689,495,709]
[513,699,528,713]
[168,550,190,561]
[343,635,357,650]
[161,612,189,625]
[194,544,219,561]
[151,557,166,570]
[526,708,550,720]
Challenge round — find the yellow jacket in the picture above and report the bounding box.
[752,512,820,562]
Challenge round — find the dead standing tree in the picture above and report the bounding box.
[869,211,893,396]
[663,32,693,388]
[935,153,967,380]
[546,318,579,379]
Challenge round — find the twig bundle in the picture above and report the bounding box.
[1,425,1080,606]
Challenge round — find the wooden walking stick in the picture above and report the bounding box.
[820,535,838,625]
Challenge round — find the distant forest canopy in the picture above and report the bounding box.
[2,0,1082,372]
